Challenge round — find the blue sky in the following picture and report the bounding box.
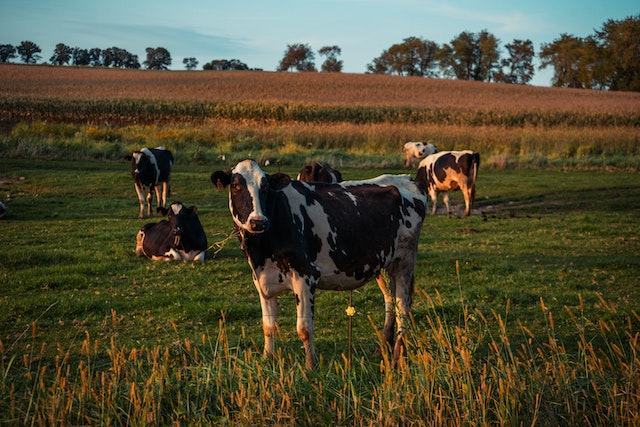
[1,0,638,86]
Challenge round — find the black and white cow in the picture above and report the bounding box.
[296,162,343,183]
[135,201,207,261]
[417,150,480,217]
[403,142,438,168]
[126,147,174,218]
[211,159,426,369]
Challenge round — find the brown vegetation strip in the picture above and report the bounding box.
[1,64,639,114]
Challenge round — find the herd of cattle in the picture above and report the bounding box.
[127,142,480,369]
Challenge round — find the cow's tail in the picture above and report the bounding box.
[469,152,480,207]
[471,152,480,182]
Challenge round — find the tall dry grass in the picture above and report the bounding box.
[2,294,638,426]
[4,118,638,170]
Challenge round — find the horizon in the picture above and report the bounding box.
[1,1,638,87]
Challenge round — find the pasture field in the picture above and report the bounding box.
[0,64,639,424]
[0,158,639,425]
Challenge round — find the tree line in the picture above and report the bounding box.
[1,15,637,91]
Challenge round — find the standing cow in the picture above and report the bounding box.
[135,201,208,261]
[126,147,174,218]
[417,150,480,217]
[211,159,427,369]
[403,142,438,168]
[296,162,343,183]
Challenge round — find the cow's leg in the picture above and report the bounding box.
[158,181,169,209]
[134,183,146,218]
[153,184,162,210]
[135,229,146,257]
[145,187,154,217]
[388,257,415,367]
[376,274,395,349]
[293,276,318,369]
[258,294,279,359]
[462,184,475,217]
[429,189,438,215]
[462,186,472,217]
[442,191,451,216]
[393,274,413,367]
[191,250,205,262]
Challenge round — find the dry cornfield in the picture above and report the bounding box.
[1,63,638,169]
[2,63,639,113]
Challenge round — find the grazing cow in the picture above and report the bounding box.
[126,147,174,218]
[211,159,426,369]
[416,150,480,217]
[296,162,343,183]
[135,201,208,261]
[403,142,437,168]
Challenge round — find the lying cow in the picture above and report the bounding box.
[296,162,343,183]
[126,147,174,218]
[135,201,207,261]
[403,142,437,168]
[211,159,427,369]
[416,150,480,217]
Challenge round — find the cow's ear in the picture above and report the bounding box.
[188,205,198,213]
[124,155,133,161]
[268,172,291,190]
[157,206,169,216]
[211,171,230,189]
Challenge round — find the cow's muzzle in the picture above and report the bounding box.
[173,227,183,247]
[248,217,269,233]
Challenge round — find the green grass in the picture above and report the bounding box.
[1,158,639,425]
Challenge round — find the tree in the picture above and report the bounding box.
[476,30,501,81]
[50,43,72,66]
[102,47,121,67]
[144,47,172,70]
[438,31,475,79]
[16,40,41,64]
[405,37,439,77]
[367,37,439,77]
[202,59,249,71]
[71,47,91,66]
[278,43,316,72]
[594,15,640,91]
[496,39,535,84]
[123,52,140,69]
[0,44,16,62]
[539,33,598,88]
[438,30,500,81]
[88,48,102,66]
[318,45,343,72]
[183,57,198,70]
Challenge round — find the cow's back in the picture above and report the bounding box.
[136,220,174,258]
[266,178,425,288]
[143,148,174,182]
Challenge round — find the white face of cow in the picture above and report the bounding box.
[229,160,270,234]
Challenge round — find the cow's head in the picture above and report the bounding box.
[211,159,290,234]
[298,162,343,183]
[405,142,438,159]
[125,150,155,185]
[157,201,199,247]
